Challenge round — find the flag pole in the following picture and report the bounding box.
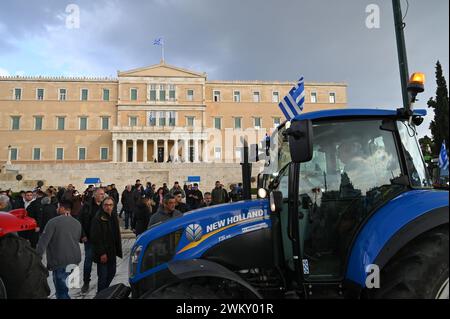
[162,38,165,63]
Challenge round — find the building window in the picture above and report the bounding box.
[81,89,89,101]
[130,88,138,101]
[150,85,157,101]
[234,91,241,102]
[168,111,176,127]
[59,89,67,101]
[56,148,64,161]
[169,84,176,101]
[272,91,279,103]
[311,92,317,103]
[33,148,41,161]
[37,88,45,101]
[14,88,22,100]
[214,117,222,130]
[78,148,86,160]
[253,91,260,103]
[215,147,222,160]
[100,147,108,160]
[57,117,65,130]
[187,89,194,101]
[11,116,20,130]
[234,117,242,129]
[159,85,166,101]
[101,117,110,130]
[273,117,281,128]
[159,112,166,126]
[103,89,110,101]
[254,117,262,129]
[79,117,88,130]
[186,116,195,127]
[129,116,138,127]
[329,92,336,104]
[10,148,18,161]
[213,90,221,102]
[34,116,43,131]
[148,111,157,126]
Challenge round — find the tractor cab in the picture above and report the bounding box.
[266,109,432,295]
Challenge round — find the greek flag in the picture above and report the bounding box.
[153,37,163,46]
[439,140,449,170]
[279,77,305,120]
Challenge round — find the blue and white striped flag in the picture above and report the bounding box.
[439,140,449,170]
[153,37,163,46]
[279,77,305,120]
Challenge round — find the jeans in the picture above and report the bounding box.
[52,267,70,299]
[83,242,93,283]
[97,257,117,293]
[124,209,133,229]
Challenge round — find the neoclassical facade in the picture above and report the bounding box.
[0,62,347,166]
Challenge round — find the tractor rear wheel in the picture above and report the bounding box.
[0,234,50,299]
[372,225,449,299]
[143,277,258,299]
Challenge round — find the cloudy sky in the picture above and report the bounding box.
[0,0,448,136]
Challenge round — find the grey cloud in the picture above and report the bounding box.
[0,0,448,136]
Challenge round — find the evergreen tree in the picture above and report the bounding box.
[427,61,449,156]
[419,135,433,161]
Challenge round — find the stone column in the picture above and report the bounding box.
[194,139,199,162]
[164,139,169,162]
[143,139,148,163]
[184,139,189,162]
[133,139,137,163]
[112,139,117,162]
[122,139,127,163]
[153,139,158,162]
[173,139,179,162]
[203,139,209,163]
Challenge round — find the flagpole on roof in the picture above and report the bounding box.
[162,37,165,63]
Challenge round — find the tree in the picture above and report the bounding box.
[427,61,449,156]
[419,135,433,161]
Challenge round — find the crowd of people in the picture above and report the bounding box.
[0,179,244,299]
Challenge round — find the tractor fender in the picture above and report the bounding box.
[165,259,263,299]
[346,190,449,287]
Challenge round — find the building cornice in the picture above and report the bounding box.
[0,76,118,83]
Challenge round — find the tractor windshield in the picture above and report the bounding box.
[276,119,409,280]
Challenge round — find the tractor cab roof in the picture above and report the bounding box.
[292,108,427,122]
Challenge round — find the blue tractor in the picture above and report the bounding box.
[116,107,448,299]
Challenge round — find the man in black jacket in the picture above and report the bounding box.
[173,190,189,213]
[90,197,122,294]
[121,185,136,229]
[79,187,105,294]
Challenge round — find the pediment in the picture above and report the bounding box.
[118,62,206,78]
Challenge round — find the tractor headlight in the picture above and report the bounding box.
[140,230,183,274]
[129,245,143,278]
[258,188,267,199]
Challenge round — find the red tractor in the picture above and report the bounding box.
[0,209,50,299]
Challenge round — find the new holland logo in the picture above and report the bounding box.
[185,224,203,242]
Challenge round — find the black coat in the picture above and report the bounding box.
[186,189,203,209]
[132,202,152,236]
[90,209,122,263]
[40,197,58,232]
[79,198,101,240]
[175,202,190,213]
[121,190,136,211]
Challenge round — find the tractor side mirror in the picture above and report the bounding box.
[286,119,313,163]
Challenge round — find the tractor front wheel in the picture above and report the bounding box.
[143,277,258,299]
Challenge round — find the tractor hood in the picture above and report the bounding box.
[131,199,271,281]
